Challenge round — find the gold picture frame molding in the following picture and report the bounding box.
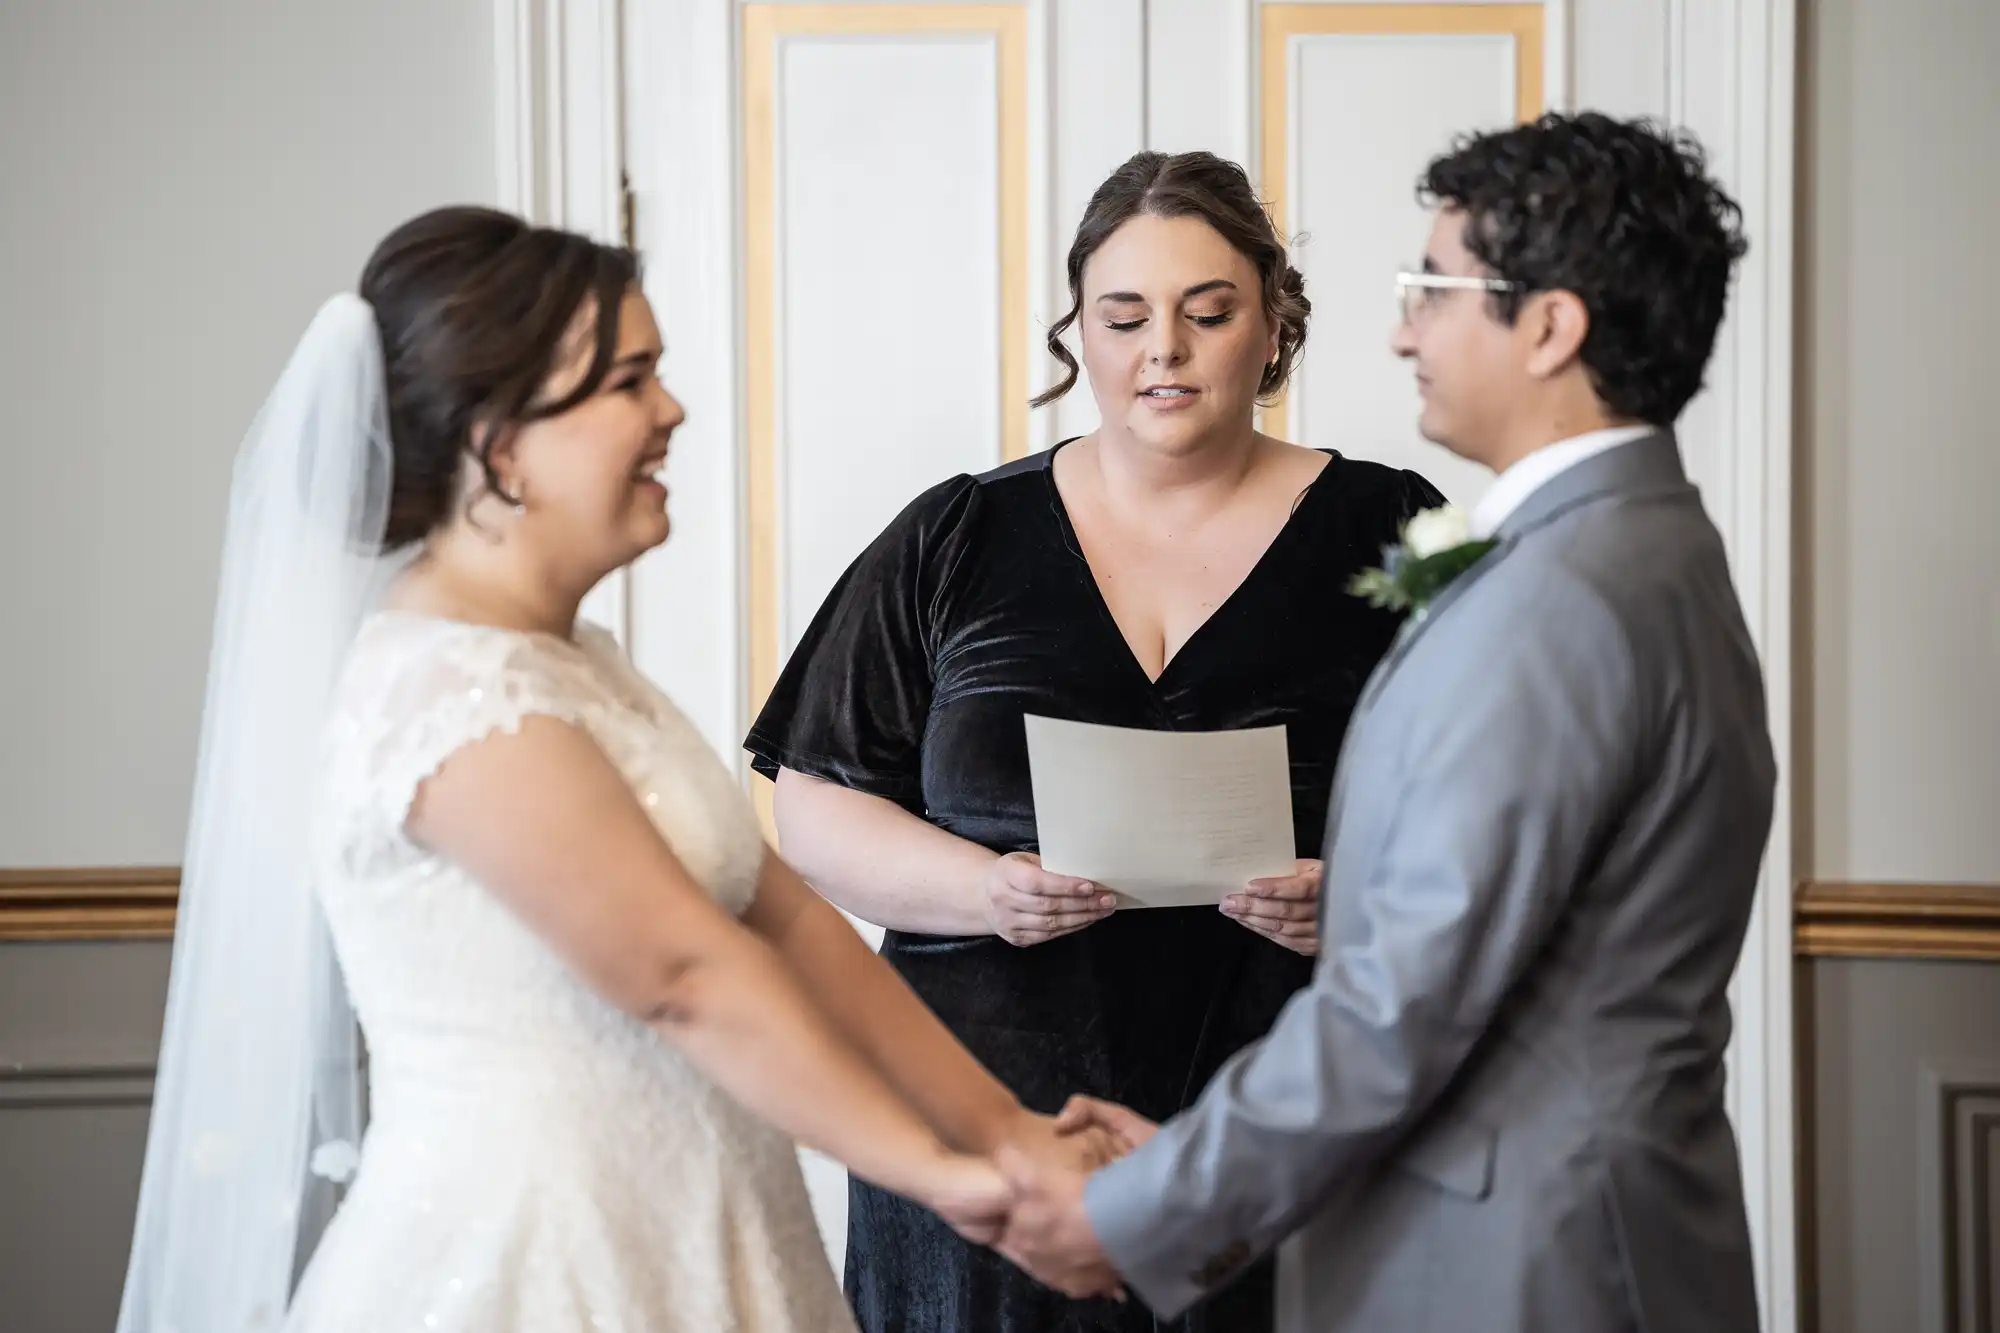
[1256,2,1547,441]
[741,2,1032,832]
[1794,880,2000,962]
[9,870,1995,959]
[0,867,180,942]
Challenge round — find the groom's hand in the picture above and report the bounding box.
[997,1108,1122,1177]
[1053,1095,1158,1158]
[994,1145,1124,1301]
[1223,858,1322,955]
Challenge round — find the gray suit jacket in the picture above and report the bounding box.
[1085,432,1774,1332]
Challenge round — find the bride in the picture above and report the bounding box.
[116,206,1113,1331]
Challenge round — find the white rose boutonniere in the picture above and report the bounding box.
[1348,503,1497,619]
[1401,504,1471,559]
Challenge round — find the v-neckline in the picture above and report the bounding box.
[1041,439,1334,690]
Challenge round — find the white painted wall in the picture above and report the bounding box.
[1802,0,2000,885]
[0,0,496,866]
[1283,28,1520,506]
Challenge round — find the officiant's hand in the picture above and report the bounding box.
[1223,858,1322,956]
[981,852,1117,947]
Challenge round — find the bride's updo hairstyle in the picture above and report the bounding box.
[359,206,639,551]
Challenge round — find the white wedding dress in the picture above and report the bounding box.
[284,610,857,1333]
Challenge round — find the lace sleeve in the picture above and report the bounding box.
[328,622,600,854]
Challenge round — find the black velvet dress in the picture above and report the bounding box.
[746,442,1440,1333]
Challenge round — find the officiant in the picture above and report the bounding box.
[745,149,1439,1333]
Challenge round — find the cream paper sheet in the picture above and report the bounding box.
[1023,714,1297,908]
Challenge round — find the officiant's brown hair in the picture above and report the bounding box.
[1033,150,1311,409]
[359,207,640,550]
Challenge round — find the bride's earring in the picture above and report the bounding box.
[466,481,524,544]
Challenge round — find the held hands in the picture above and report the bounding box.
[991,1097,1159,1301]
[1222,858,1322,955]
[981,852,1118,947]
[919,1149,1015,1246]
[920,1108,1124,1247]
[919,1099,1159,1300]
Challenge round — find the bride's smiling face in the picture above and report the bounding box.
[484,289,685,576]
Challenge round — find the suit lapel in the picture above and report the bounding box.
[1327,430,1692,830]
[1327,539,1512,836]
[1355,429,1690,716]
[1351,536,1513,717]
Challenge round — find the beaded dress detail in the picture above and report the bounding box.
[282,612,854,1333]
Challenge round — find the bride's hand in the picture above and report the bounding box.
[920,1149,1015,1244]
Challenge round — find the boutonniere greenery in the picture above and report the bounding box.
[1348,503,1497,619]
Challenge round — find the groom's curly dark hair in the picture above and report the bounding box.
[1419,112,1748,427]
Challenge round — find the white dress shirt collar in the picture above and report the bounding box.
[1469,425,1656,539]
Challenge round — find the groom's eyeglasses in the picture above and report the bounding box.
[1396,271,1520,325]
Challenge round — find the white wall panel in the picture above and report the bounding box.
[1573,0,1670,117]
[1287,33,1518,504]
[1147,0,1253,162]
[774,36,1007,652]
[627,0,744,768]
[1047,0,1147,445]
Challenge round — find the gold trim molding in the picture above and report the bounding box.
[741,3,1031,830]
[1795,881,2000,961]
[0,868,179,942]
[1257,3,1546,442]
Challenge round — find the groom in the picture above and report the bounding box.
[1000,112,1775,1332]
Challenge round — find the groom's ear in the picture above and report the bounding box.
[1520,289,1590,381]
